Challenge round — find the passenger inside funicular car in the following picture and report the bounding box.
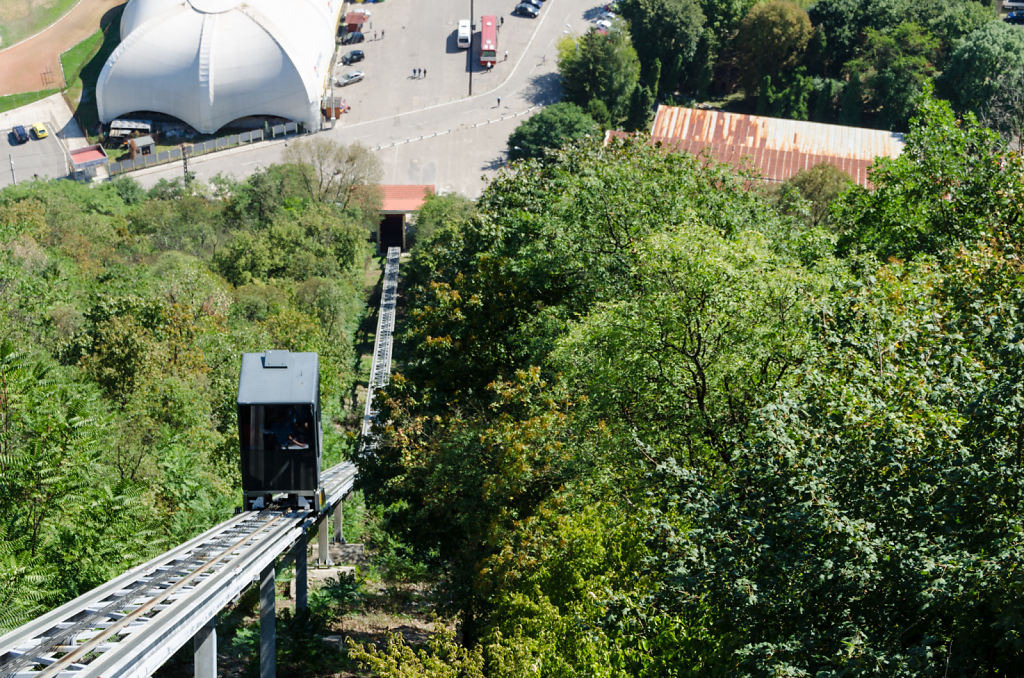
[262,405,311,450]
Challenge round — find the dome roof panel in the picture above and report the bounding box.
[101,0,337,133]
[120,0,185,40]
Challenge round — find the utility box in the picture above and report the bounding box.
[237,350,323,509]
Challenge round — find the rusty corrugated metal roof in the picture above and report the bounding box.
[648,105,905,187]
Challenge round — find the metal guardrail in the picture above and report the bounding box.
[361,247,401,442]
[107,121,302,176]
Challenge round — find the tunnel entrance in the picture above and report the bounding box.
[378,213,405,252]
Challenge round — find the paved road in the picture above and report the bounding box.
[132,0,602,197]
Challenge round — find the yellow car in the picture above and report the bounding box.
[31,122,48,139]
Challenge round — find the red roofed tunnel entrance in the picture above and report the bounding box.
[378,184,435,253]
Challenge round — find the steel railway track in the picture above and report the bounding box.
[0,462,357,678]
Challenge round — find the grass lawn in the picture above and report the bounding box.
[0,89,60,114]
[0,0,80,49]
[59,3,123,139]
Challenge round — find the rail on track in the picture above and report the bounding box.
[0,248,402,678]
[361,246,401,443]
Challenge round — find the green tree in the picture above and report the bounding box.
[774,162,854,227]
[734,0,813,96]
[834,89,1024,260]
[940,19,1024,120]
[626,84,655,130]
[357,137,823,656]
[978,65,1024,148]
[618,0,705,92]
[844,22,939,130]
[408,193,476,251]
[507,102,601,161]
[281,138,383,213]
[920,0,996,67]
[557,29,641,124]
[807,0,862,75]
[697,0,756,33]
[839,67,863,125]
[639,249,1024,674]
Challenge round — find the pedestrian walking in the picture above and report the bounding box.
[423,68,427,78]
[381,29,385,39]
[504,50,508,61]
[500,16,504,26]
[413,67,418,78]
[497,96,501,107]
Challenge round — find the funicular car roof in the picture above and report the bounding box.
[237,350,319,405]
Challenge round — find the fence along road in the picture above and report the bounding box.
[0,250,402,678]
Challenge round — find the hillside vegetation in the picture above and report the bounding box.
[352,94,1024,675]
[0,152,378,631]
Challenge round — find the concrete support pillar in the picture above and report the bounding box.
[193,617,216,678]
[317,518,333,566]
[294,531,308,612]
[259,563,276,678]
[333,503,345,544]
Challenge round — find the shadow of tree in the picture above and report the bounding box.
[522,71,562,106]
[68,3,126,137]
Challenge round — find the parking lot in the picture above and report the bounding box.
[131,0,603,196]
[0,93,89,188]
[1,122,68,185]
[327,0,583,125]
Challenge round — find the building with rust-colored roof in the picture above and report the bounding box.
[378,185,435,252]
[649,105,905,187]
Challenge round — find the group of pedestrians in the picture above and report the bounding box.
[413,67,428,78]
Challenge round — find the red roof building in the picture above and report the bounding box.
[647,105,905,188]
[343,12,367,33]
[378,185,435,252]
[381,184,434,213]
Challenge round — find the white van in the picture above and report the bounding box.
[457,19,472,49]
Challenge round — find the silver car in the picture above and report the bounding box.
[335,70,365,86]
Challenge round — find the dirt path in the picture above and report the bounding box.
[0,0,125,97]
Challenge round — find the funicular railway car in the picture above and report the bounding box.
[237,350,325,511]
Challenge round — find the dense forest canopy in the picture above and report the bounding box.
[3,86,1024,675]
[353,94,1024,675]
[552,0,1016,134]
[0,142,378,631]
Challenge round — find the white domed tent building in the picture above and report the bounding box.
[97,0,343,134]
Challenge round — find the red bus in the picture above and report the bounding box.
[480,15,498,66]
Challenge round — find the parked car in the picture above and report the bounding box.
[1006,10,1024,24]
[604,1,620,11]
[30,122,48,139]
[523,0,543,8]
[341,31,364,45]
[336,70,365,86]
[10,125,29,145]
[513,3,539,17]
[341,49,365,65]
[597,10,617,21]
[593,18,612,30]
